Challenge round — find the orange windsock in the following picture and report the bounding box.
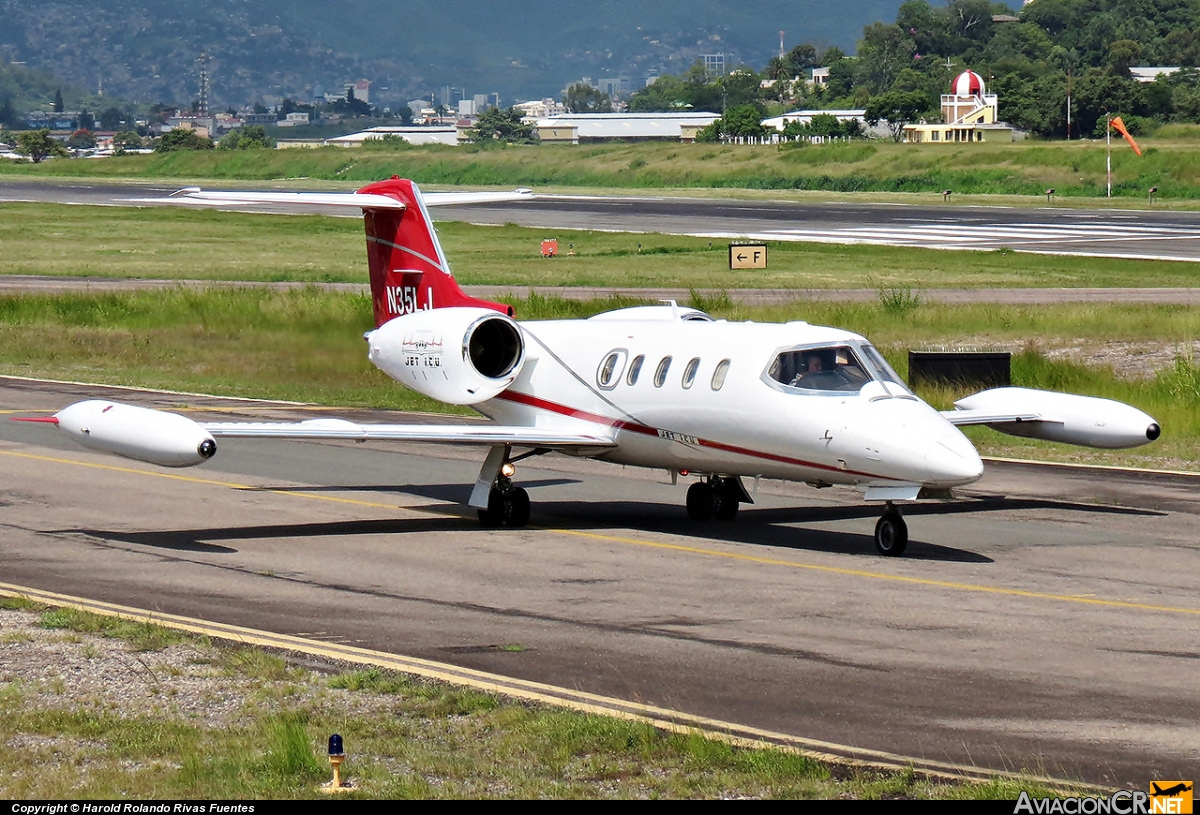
[1110,116,1142,156]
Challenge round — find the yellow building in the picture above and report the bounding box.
[903,70,1020,144]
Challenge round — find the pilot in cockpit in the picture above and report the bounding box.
[791,351,834,386]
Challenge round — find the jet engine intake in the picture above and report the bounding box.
[367,306,525,405]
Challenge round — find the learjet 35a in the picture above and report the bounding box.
[17,178,1162,556]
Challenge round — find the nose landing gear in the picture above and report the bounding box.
[874,503,908,556]
[685,476,748,521]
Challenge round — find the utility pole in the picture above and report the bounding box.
[1065,68,1072,140]
[1106,112,1112,198]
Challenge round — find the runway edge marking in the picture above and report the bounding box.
[0,580,1094,791]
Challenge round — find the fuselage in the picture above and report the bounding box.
[467,306,983,491]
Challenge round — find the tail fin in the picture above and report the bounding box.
[355,177,513,326]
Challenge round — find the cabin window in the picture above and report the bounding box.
[626,354,645,386]
[711,359,731,390]
[768,345,872,392]
[681,357,700,389]
[597,350,627,390]
[653,356,672,388]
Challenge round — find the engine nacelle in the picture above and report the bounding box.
[367,307,525,405]
[955,387,1161,449]
[54,400,217,467]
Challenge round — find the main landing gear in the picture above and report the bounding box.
[685,476,748,522]
[874,503,908,557]
[478,481,530,528]
[475,446,543,529]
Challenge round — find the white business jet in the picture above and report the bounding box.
[18,178,1161,556]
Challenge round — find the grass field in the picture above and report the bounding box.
[6,202,1200,289]
[0,596,1075,799]
[1,288,1196,468]
[6,132,1200,200]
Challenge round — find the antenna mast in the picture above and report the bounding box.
[197,52,209,118]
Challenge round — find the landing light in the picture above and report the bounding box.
[500,462,516,478]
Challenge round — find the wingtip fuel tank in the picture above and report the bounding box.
[52,400,217,467]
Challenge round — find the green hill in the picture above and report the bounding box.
[0,0,907,108]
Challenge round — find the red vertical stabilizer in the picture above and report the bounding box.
[355,177,513,327]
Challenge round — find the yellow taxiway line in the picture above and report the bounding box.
[0,580,1093,790]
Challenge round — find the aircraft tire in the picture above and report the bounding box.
[874,511,908,556]
[478,487,507,528]
[686,482,713,521]
[505,487,531,528]
[713,484,740,521]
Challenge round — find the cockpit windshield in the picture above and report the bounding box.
[766,342,912,395]
[859,344,909,390]
[767,345,873,392]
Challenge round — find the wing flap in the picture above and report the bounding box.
[201,419,614,448]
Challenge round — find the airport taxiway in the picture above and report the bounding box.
[2,377,1197,787]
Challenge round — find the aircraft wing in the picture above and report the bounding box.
[201,418,614,448]
[144,187,534,209]
[939,408,1044,427]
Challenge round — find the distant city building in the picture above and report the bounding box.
[1130,66,1180,82]
[809,67,830,88]
[325,126,458,147]
[514,99,566,119]
[597,76,633,98]
[903,70,1022,143]
[458,99,476,116]
[536,112,720,144]
[347,79,371,105]
[276,112,312,127]
[703,53,726,77]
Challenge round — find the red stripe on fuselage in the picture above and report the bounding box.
[11,416,59,424]
[493,390,882,479]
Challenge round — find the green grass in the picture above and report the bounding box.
[0,604,1082,798]
[5,202,1200,290]
[37,607,188,652]
[0,287,1196,467]
[6,136,1200,200]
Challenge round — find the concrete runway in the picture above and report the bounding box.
[3,377,1198,787]
[5,177,1200,262]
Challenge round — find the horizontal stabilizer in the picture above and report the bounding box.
[135,188,535,210]
[201,419,614,448]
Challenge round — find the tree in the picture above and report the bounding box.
[703,104,768,141]
[15,129,69,163]
[53,89,64,113]
[157,127,215,152]
[563,82,612,113]
[865,91,933,141]
[66,129,97,149]
[219,125,273,150]
[99,107,125,130]
[467,107,536,144]
[0,98,16,128]
[112,130,143,154]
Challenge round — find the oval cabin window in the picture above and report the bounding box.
[711,359,731,390]
[597,350,627,390]
[681,357,700,389]
[653,356,672,388]
[627,354,645,386]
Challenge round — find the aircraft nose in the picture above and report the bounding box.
[924,430,983,486]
